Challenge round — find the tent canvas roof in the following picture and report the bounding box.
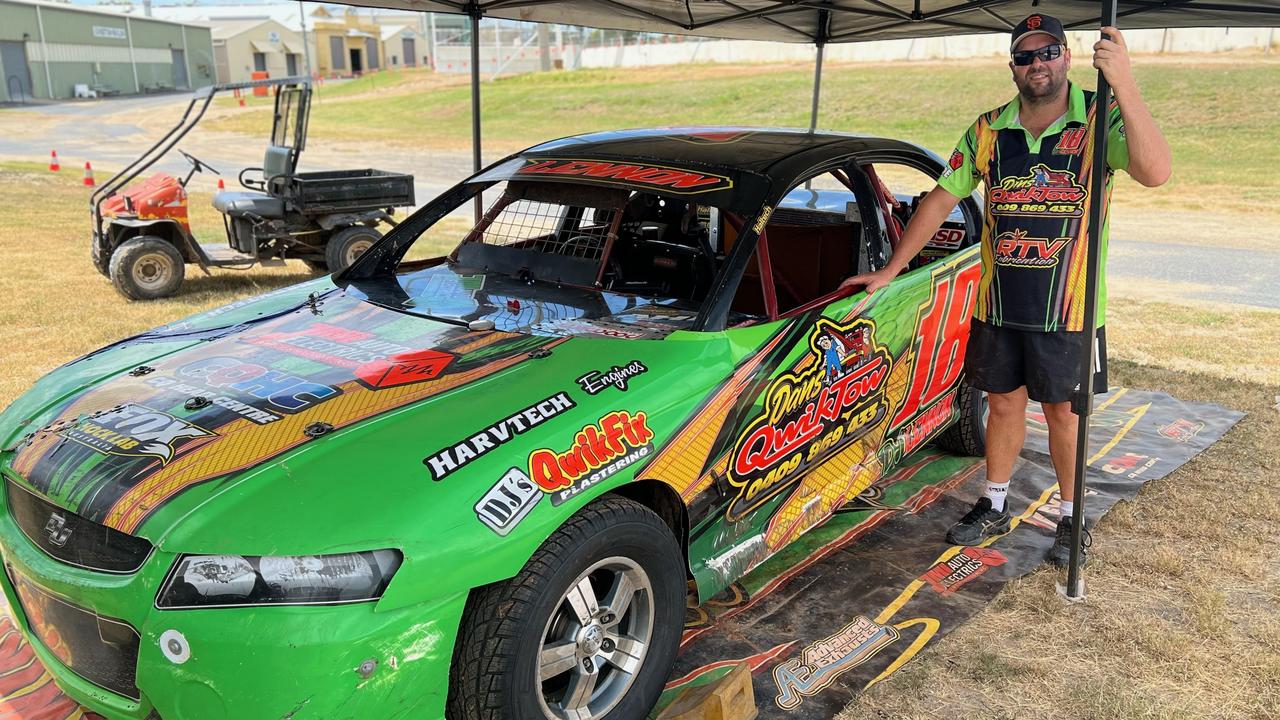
[328,0,1280,44]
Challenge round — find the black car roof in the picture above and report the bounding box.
[521,126,932,177]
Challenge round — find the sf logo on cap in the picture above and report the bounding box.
[1027,15,1042,29]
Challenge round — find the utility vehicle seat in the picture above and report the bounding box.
[212,144,297,218]
[212,191,285,218]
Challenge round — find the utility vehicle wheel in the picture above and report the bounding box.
[934,383,987,457]
[448,496,685,720]
[108,236,185,300]
[324,226,381,273]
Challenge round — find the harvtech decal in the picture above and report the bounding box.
[725,318,892,522]
[528,410,655,505]
[516,158,733,194]
[423,392,577,481]
[772,615,899,710]
[9,299,565,531]
[989,163,1086,218]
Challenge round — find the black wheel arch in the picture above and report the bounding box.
[107,220,198,263]
[608,480,692,581]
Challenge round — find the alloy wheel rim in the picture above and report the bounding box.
[537,557,654,720]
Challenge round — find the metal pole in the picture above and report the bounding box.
[299,0,313,78]
[1065,0,1118,600]
[125,18,140,93]
[427,13,437,69]
[470,8,483,222]
[180,26,192,89]
[34,5,53,99]
[808,43,824,132]
[809,8,831,133]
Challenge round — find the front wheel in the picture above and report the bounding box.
[324,225,382,273]
[448,496,685,720]
[108,236,185,300]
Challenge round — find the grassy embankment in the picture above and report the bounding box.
[212,57,1280,217]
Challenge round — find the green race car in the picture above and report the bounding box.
[0,128,986,720]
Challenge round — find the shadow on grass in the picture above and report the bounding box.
[175,267,324,299]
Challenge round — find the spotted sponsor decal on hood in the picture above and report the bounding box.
[8,294,564,532]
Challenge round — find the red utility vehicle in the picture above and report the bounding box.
[91,77,415,299]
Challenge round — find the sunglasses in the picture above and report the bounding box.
[1011,43,1063,66]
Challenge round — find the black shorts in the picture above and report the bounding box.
[963,319,1107,404]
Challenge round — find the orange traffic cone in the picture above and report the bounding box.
[238,94,245,107]
[83,161,95,187]
[49,150,60,171]
[217,177,225,190]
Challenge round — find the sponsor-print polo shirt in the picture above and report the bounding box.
[938,82,1129,332]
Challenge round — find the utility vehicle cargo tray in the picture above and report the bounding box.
[287,169,415,213]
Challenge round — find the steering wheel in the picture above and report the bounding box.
[178,149,221,176]
[556,234,605,258]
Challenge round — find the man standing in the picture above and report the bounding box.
[841,14,1170,565]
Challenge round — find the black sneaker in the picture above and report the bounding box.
[946,497,1011,545]
[1048,515,1092,568]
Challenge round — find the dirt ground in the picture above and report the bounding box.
[841,360,1280,720]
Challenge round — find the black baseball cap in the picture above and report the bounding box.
[1010,13,1067,51]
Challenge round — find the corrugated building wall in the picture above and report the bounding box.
[0,0,214,102]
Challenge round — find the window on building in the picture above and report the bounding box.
[253,52,267,72]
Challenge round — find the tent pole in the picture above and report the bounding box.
[809,42,825,132]
[1064,0,1118,600]
[470,6,483,223]
[808,8,831,133]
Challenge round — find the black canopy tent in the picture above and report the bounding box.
[332,0,1279,598]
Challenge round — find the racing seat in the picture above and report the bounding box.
[211,144,295,220]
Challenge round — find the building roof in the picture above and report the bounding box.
[380,24,416,42]
[3,0,211,29]
[94,2,306,29]
[212,18,271,40]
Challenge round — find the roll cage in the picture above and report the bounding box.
[337,137,981,332]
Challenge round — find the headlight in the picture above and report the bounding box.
[156,550,402,609]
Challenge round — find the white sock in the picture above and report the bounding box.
[984,481,1009,512]
[1060,500,1075,519]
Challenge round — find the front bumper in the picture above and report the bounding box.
[0,503,466,720]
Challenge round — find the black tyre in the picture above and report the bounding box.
[448,496,685,720]
[108,236,185,300]
[934,383,987,456]
[91,240,110,277]
[324,226,381,273]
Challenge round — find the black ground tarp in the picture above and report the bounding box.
[653,387,1243,716]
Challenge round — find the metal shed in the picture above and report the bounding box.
[0,0,215,102]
